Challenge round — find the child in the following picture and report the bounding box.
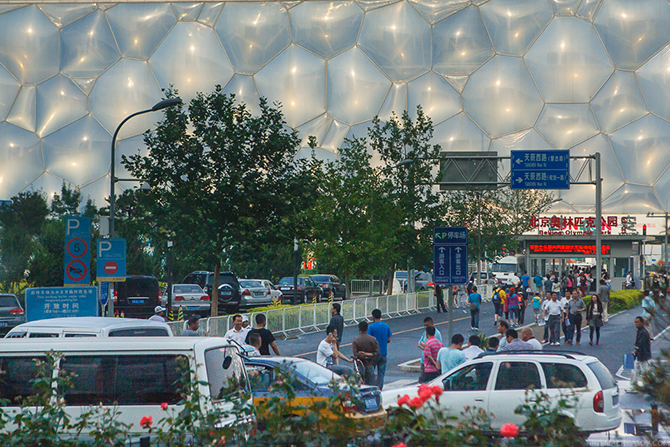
[532,292,542,325]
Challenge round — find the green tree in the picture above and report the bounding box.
[123,88,319,314]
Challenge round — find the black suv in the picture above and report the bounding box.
[114,275,160,319]
[310,274,347,301]
[183,271,241,315]
[183,271,216,296]
[277,277,321,304]
[0,294,26,335]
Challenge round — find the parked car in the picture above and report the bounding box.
[254,279,282,303]
[114,275,160,319]
[277,277,321,304]
[310,275,347,301]
[0,294,25,335]
[162,284,211,317]
[5,317,173,338]
[382,352,621,435]
[244,356,385,423]
[182,271,216,296]
[237,279,273,308]
[392,271,433,293]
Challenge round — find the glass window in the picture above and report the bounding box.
[247,365,277,393]
[6,332,26,338]
[0,296,19,307]
[205,347,247,401]
[587,360,616,390]
[542,363,588,389]
[108,328,170,337]
[442,362,492,391]
[494,362,541,390]
[278,277,294,285]
[28,332,60,338]
[0,357,46,405]
[291,360,340,387]
[311,275,330,283]
[173,285,203,294]
[239,280,263,288]
[64,333,97,337]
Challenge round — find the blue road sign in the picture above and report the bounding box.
[511,150,570,190]
[433,227,468,286]
[100,281,109,307]
[96,239,126,282]
[0,200,11,208]
[64,217,91,286]
[25,286,98,321]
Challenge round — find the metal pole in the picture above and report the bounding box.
[477,192,482,288]
[447,286,453,341]
[595,152,602,281]
[167,240,173,318]
[665,213,668,270]
[293,238,299,305]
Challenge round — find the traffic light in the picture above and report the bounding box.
[643,224,647,235]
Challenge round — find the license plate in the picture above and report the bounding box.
[612,395,619,406]
[187,306,199,310]
[221,291,231,296]
[364,397,378,411]
[281,287,291,291]
[130,299,145,304]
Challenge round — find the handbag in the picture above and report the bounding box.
[470,302,479,311]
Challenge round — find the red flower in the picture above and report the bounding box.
[431,386,443,397]
[397,395,410,406]
[500,423,519,438]
[418,384,433,402]
[409,397,423,408]
[392,443,407,447]
[140,415,153,429]
[161,402,168,411]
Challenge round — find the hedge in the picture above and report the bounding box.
[583,289,643,314]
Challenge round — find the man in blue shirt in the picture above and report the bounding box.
[521,271,530,289]
[368,309,392,389]
[468,286,482,331]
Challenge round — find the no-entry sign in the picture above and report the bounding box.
[96,239,126,282]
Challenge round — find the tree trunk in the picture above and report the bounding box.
[211,258,220,317]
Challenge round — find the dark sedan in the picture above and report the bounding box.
[310,275,347,301]
[276,277,321,304]
[0,294,26,335]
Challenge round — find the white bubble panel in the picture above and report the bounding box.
[106,3,176,60]
[296,114,332,148]
[0,122,44,198]
[490,128,551,178]
[407,72,460,124]
[549,0,581,15]
[407,0,469,23]
[322,119,350,152]
[591,71,648,134]
[378,82,407,122]
[566,134,623,200]
[602,184,661,214]
[431,113,490,152]
[36,75,89,138]
[0,65,20,122]
[173,3,203,21]
[637,45,670,123]
[38,4,97,27]
[576,0,602,21]
[222,74,261,117]
[7,86,36,133]
[61,10,120,78]
[536,103,599,149]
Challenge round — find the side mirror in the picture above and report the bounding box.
[222,355,233,370]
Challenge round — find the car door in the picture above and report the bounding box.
[540,361,591,425]
[487,360,543,429]
[437,361,494,417]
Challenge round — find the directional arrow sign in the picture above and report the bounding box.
[511,150,570,190]
[433,226,468,286]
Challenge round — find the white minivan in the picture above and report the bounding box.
[4,317,173,338]
[0,337,251,437]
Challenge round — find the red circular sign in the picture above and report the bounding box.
[66,237,88,258]
[104,261,118,275]
[65,260,87,282]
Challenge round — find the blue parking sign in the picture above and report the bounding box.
[64,217,91,286]
[433,227,468,286]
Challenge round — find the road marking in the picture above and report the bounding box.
[293,315,471,357]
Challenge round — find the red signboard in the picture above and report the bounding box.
[529,244,611,255]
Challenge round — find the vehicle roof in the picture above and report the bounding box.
[244,356,307,366]
[476,351,595,363]
[0,336,234,353]
[8,317,170,331]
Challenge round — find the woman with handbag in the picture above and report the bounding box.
[586,293,604,345]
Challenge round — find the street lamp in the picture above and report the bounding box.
[647,212,669,269]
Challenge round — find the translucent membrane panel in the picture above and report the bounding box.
[0,5,27,14]
[525,17,613,102]
[358,1,430,82]
[489,128,551,178]
[327,48,391,124]
[594,0,670,70]
[7,86,36,133]
[198,2,223,27]
[282,2,302,10]
[173,3,203,21]
[38,4,97,27]
[0,123,43,198]
[563,134,623,202]
[89,59,163,138]
[0,6,59,84]
[591,71,648,134]
[609,115,670,186]
[479,0,553,56]
[356,0,401,12]
[602,184,661,214]
[433,6,495,76]
[576,0,602,21]
[549,0,581,15]
[72,79,95,95]
[222,74,261,117]
[296,114,332,147]
[61,10,120,78]
[216,2,291,74]
[407,0,469,23]
[36,75,89,137]
[115,134,148,180]
[535,103,599,149]
[106,3,176,60]
[637,45,670,122]
[294,146,339,162]
[653,168,670,210]
[431,113,490,152]
[445,75,468,92]
[27,173,73,202]
[150,22,233,105]
[462,55,544,138]
[255,45,326,128]
[322,119,350,152]
[290,1,364,59]
[407,72,460,124]
[43,116,111,186]
[378,82,407,122]
[79,176,124,207]
[0,65,19,121]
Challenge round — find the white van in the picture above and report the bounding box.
[4,317,173,338]
[0,337,250,437]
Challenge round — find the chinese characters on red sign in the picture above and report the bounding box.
[529,244,611,255]
[529,215,638,236]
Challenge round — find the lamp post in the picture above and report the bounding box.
[646,212,669,270]
[107,97,182,317]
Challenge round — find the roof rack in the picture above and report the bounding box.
[476,350,587,360]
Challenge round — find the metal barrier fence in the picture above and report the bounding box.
[349,279,386,296]
[168,292,433,337]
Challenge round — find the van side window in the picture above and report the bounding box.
[542,363,588,389]
[61,355,188,405]
[0,357,45,405]
[205,347,247,401]
[108,328,170,337]
[64,333,96,337]
[28,333,59,338]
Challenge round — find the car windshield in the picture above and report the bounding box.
[587,360,617,389]
[173,285,203,294]
[311,275,330,283]
[278,277,296,285]
[395,271,408,279]
[291,361,342,386]
[0,296,18,307]
[491,263,516,273]
[239,280,263,288]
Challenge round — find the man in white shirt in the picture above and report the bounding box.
[546,292,564,346]
[224,315,248,345]
[317,325,353,368]
[510,273,521,288]
[521,327,543,350]
[149,306,166,322]
[559,293,570,341]
[462,334,484,360]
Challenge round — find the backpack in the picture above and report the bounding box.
[466,281,474,294]
[493,289,502,304]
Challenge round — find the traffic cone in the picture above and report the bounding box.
[178,306,184,321]
[114,309,119,317]
[328,290,334,303]
[168,308,174,322]
[120,311,125,318]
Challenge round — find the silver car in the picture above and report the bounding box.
[239,279,272,307]
[167,284,211,316]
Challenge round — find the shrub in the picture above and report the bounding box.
[583,289,642,314]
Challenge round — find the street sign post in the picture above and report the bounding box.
[96,239,126,282]
[99,281,109,307]
[25,286,98,321]
[511,150,570,190]
[64,217,91,286]
[433,227,468,286]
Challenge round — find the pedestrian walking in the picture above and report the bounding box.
[541,291,551,343]
[565,290,586,345]
[552,277,561,296]
[435,333,466,374]
[245,313,281,355]
[491,285,505,326]
[544,274,553,294]
[246,332,262,356]
[418,317,443,349]
[632,316,652,386]
[532,292,542,325]
[518,288,528,325]
[224,315,248,345]
[599,279,610,323]
[641,291,657,338]
[352,321,380,386]
[507,288,519,326]
[367,309,392,389]
[420,326,443,383]
[586,294,604,346]
[533,272,544,292]
[503,288,510,321]
[468,285,482,331]
[435,285,447,313]
[329,303,344,351]
[559,292,569,340]
[545,292,563,346]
